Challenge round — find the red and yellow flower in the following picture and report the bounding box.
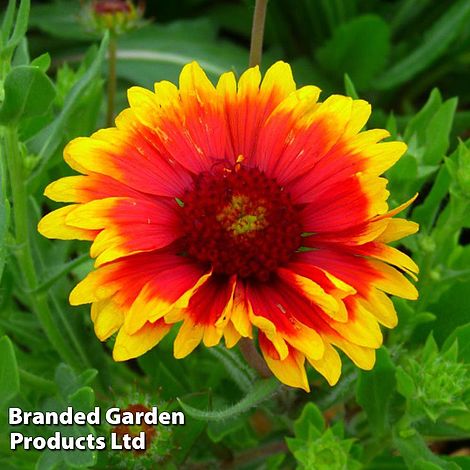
[38,61,418,392]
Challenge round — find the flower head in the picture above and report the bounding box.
[82,0,145,34]
[38,61,418,391]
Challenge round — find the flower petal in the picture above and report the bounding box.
[307,341,342,386]
[124,264,211,335]
[259,332,310,392]
[113,320,171,361]
[91,298,125,341]
[38,205,98,241]
[65,197,183,265]
[247,281,325,361]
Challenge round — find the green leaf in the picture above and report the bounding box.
[413,163,451,231]
[0,335,20,407]
[54,363,78,398]
[413,460,443,470]
[31,253,90,294]
[404,89,442,143]
[177,378,278,421]
[207,414,245,443]
[1,0,17,44]
[387,152,418,193]
[77,369,98,387]
[69,386,95,412]
[344,73,359,99]
[316,15,390,90]
[171,394,209,464]
[5,0,30,51]
[0,65,55,125]
[115,22,249,88]
[395,366,416,399]
[442,324,470,363]
[293,402,325,440]
[30,52,51,72]
[288,427,360,470]
[265,454,286,470]
[54,364,97,399]
[386,112,398,139]
[393,428,459,470]
[11,36,29,66]
[442,338,459,362]
[428,280,470,346]
[62,425,97,468]
[356,347,396,437]
[364,454,408,470]
[423,98,458,165]
[27,34,109,191]
[376,0,470,89]
[390,0,433,34]
[452,140,470,199]
[35,450,62,470]
[28,0,95,40]
[0,157,9,284]
[421,333,439,363]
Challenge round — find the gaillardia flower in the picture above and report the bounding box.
[39,61,418,392]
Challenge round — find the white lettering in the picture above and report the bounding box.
[9,408,23,425]
[106,408,121,425]
[87,408,100,425]
[110,432,122,449]
[133,432,145,450]
[10,433,23,449]
[74,411,85,425]
[159,411,170,425]
[172,411,185,425]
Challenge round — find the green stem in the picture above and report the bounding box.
[106,30,117,127]
[5,127,36,288]
[248,0,269,67]
[3,127,84,366]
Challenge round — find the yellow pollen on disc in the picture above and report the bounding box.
[216,195,268,236]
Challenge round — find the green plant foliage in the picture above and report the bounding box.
[356,348,396,437]
[0,335,20,407]
[287,403,361,470]
[0,66,56,124]
[1,0,470,468]
[316,15,390,90]
[375,0,470,90]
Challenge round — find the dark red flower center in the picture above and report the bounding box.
[182,166,302,281]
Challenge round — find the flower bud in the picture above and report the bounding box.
[82,0,146,35]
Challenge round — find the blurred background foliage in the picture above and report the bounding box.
[1,0,470,469]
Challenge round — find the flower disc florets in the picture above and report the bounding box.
[183,165,302,281]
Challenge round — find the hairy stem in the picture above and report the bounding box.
[249,0,269,67]
[239,338,272,378]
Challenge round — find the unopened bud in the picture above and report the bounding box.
[82,0,146,35]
